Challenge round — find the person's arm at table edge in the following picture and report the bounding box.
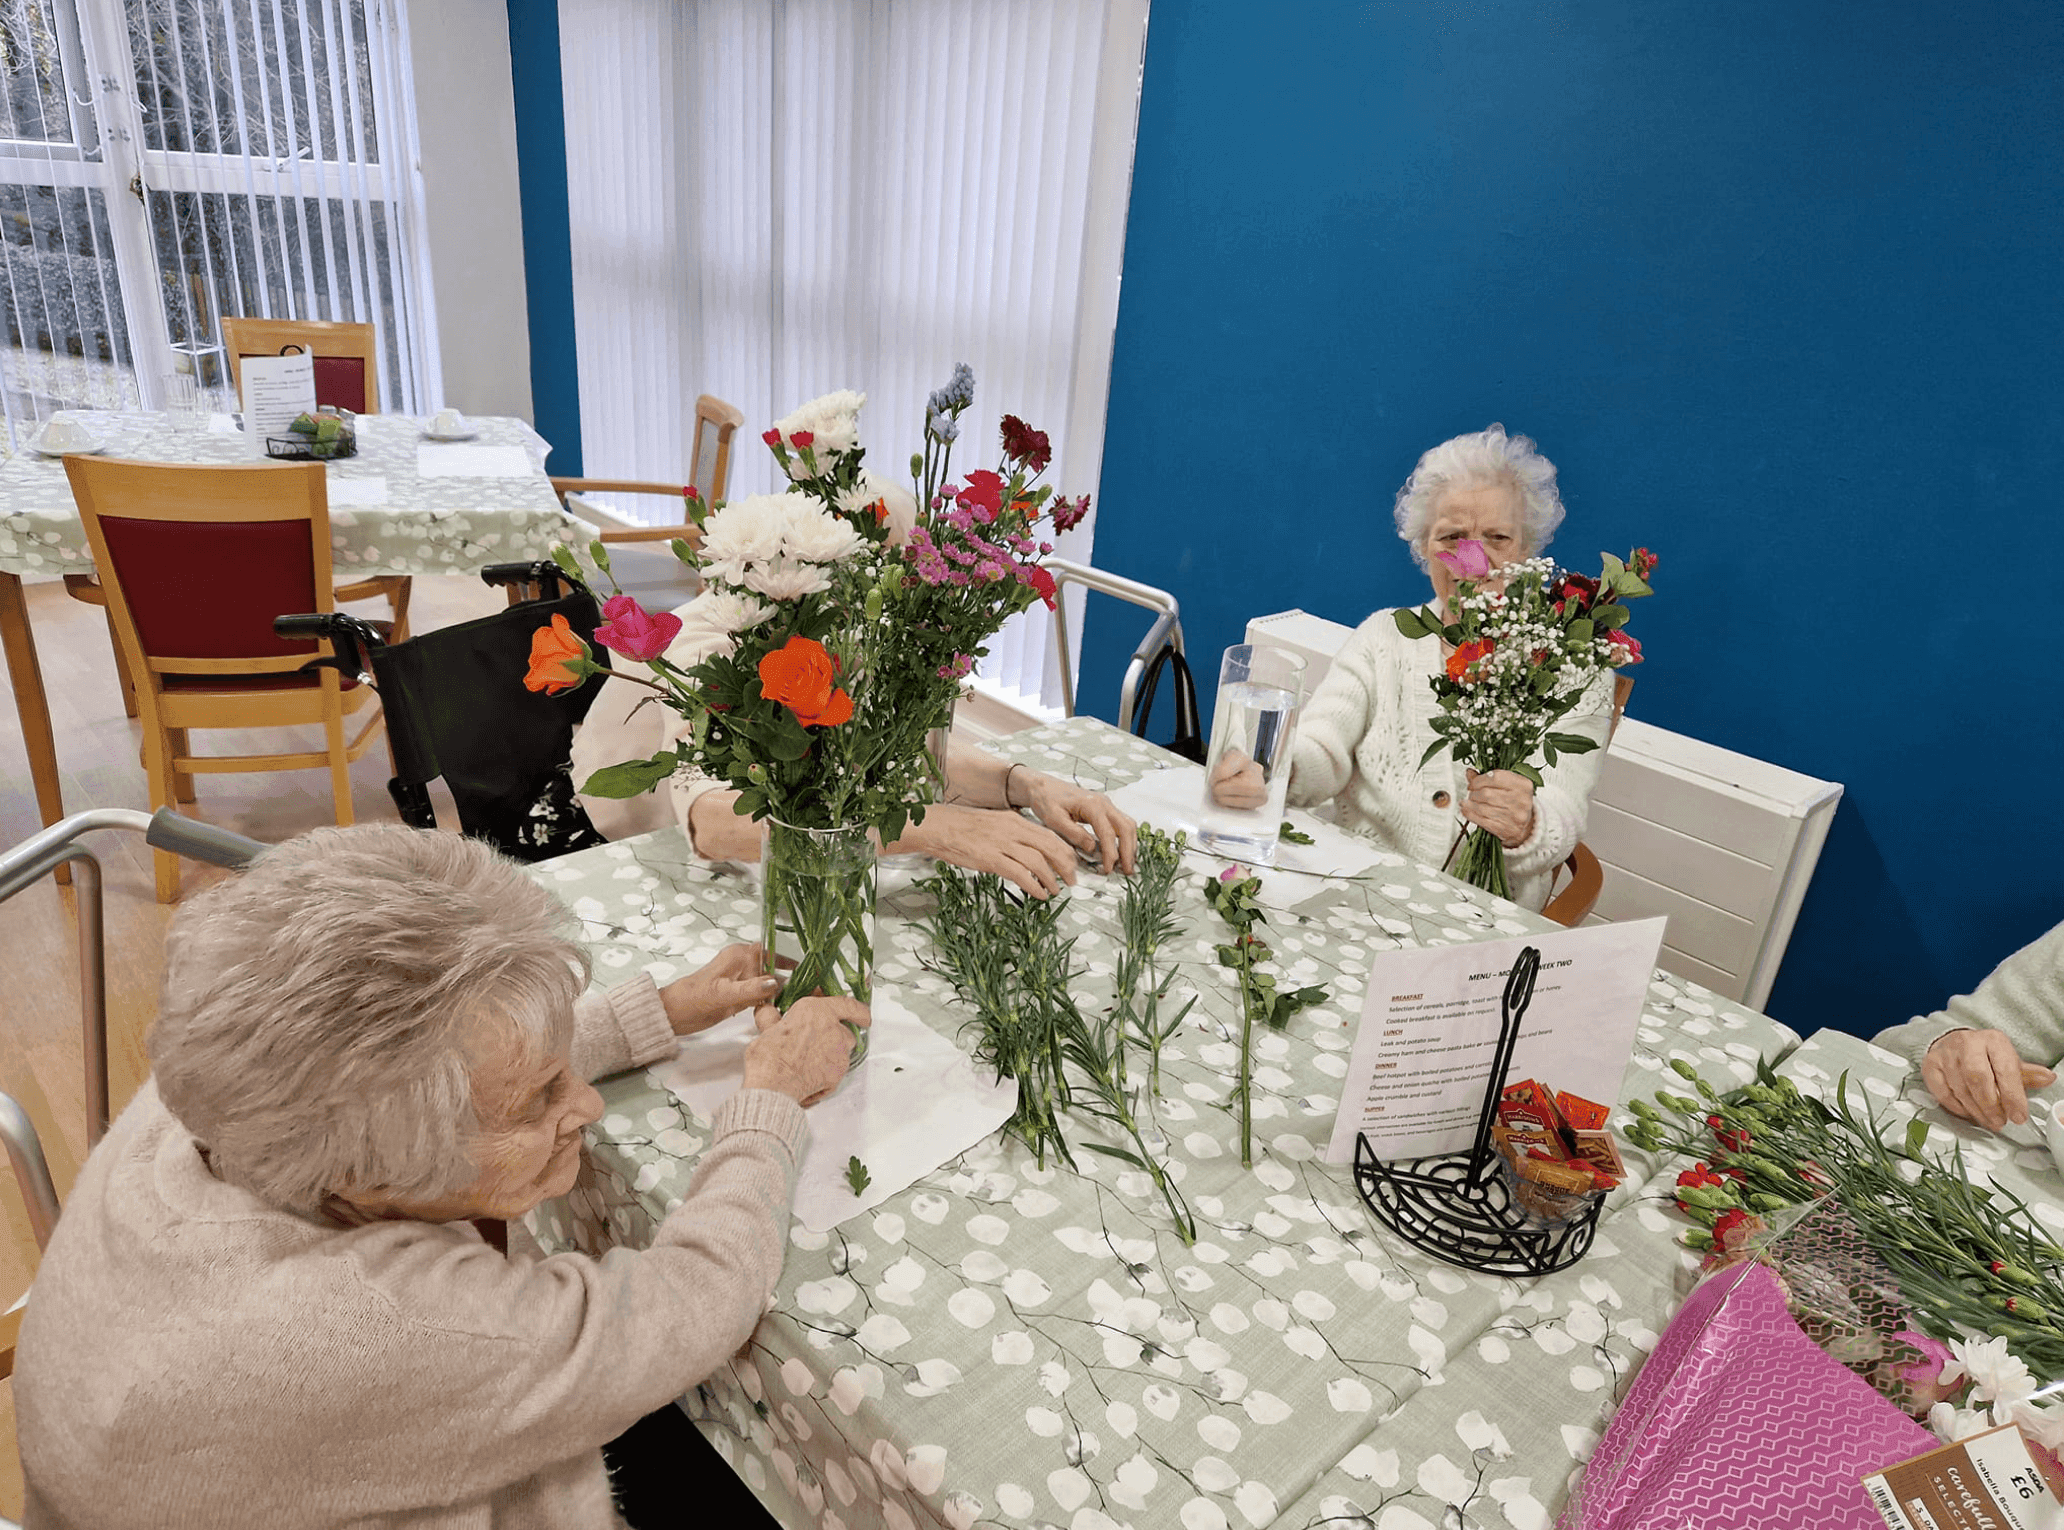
[1872,921,2064,1125]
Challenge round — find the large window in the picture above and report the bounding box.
[0,0,437,436]
[558,0,1150,712]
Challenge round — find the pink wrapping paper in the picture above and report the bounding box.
[1564,1263,1937,1529]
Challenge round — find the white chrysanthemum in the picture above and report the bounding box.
[740,554,833,602]
[838,471,919,544]
[680,589,776,639]
[780,499,867,565]
[1928,1402,1996,1443]
[1943,1335,2037,1406]
[2001,1397,2064,1450]
[698,493,793,570]
[772,390,867,476]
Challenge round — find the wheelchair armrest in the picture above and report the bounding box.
[481,560,577,601]
[273,612,389,679]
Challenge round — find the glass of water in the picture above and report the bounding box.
[1199,643,1307,864]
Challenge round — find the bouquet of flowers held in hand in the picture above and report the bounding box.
[533,366,1083,1006]
[1392,543,1655,899]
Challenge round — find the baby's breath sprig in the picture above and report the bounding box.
[1202,868,1330,1167]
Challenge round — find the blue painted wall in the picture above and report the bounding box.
[504,0,583,475]
[1089,1,2064,1032]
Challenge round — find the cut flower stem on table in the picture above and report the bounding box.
[1202,865,1330,1169]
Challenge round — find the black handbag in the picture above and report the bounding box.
[1128,642,1206,762]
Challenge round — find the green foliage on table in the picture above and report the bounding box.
[1112,825,1194,1098]
[1277,820,1315,846]
[844,1156,871,1196]
[1630,1057,2064,1381]
[1202,869,1330,1169]
[918,856,1195,1244]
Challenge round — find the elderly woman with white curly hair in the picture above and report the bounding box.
[1217,424,1613,911]
[16,822,866,1529]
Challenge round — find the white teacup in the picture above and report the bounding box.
[429,407,468,436]
[36,417,94,452]
[2044,1098,2064,1178]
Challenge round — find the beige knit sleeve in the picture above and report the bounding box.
[334,1087,808,1505]
[1872,921,2064,1068]
[570,974,679,1083]
[1287,616,1387,808]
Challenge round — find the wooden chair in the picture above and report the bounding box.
[1543,841,1605,927]
[75,318,406,718]
[543,392,743,608]
[66,457,385,902]
[222,316,380,416]
[223,315,409,641]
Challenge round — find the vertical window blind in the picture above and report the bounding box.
[558,0,1147,712]
[0,0,438,438]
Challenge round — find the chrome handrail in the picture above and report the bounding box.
[0,809,264,1147]
[0,1090,59,1253]
[1044,558,1185,724]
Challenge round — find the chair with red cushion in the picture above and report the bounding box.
[66,456,385,902]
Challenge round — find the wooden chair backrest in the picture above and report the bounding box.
[690,393,744,503]
[1542,841,1605,928]
[223,317,381,415]
[66,458,337,682]
[1610,673,1635,742]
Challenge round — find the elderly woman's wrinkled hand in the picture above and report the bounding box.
[898,803,1081,899]
[1922,1028,2057,1131]
[658,942,783,1035]
[1208,749,1269,812]
[743,997,872,1105]
[1014,772,1139,875]
[1461,767,1536,848]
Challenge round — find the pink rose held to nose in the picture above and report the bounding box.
[593,595,684,662]
[1435,538,1493,580]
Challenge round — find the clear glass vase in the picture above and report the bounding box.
[759,818,875,1069]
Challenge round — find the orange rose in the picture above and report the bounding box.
[1446,638,1494,682]
[758,634,854,727]
[524,614,589,694]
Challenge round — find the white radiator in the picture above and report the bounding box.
[1245,609,1843,1010]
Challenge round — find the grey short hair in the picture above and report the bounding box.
[1392,423,1566,569]
[150,824,590,1218]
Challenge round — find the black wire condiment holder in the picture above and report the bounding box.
[1352,945,1604,1277]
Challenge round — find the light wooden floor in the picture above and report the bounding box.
[0,572,512,1514]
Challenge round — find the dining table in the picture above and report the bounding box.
[0,409,590,833]
[518,714,1885,1530]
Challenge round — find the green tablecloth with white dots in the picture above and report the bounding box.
[523,717,1807,1530]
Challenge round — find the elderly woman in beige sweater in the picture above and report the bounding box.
[1214,425,1612,910]
[16,823,865,1529]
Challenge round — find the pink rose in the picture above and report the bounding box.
[1434,538,1492,580]
[593,594,683,662]
[1892,1330,1962,1411]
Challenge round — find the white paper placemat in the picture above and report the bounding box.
[325,475,389,507]
[415,442,535,478]
[648,992,1017,1231]
[1107,764,1389,908]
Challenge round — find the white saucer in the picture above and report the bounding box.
[420,427,479,442]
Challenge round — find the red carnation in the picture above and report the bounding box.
[1024,564,1058,609]
[761,428,782,447]
[957,469,1004,522]
[999,414,1052,473]
[789,430,814,449]
[1051,494,1091,534]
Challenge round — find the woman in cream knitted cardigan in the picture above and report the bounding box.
[17,823,866,1529]
[1281,425,1613,911]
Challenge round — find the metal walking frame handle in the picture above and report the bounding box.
[1044,557,1185,725]
[0,809,266,1149]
